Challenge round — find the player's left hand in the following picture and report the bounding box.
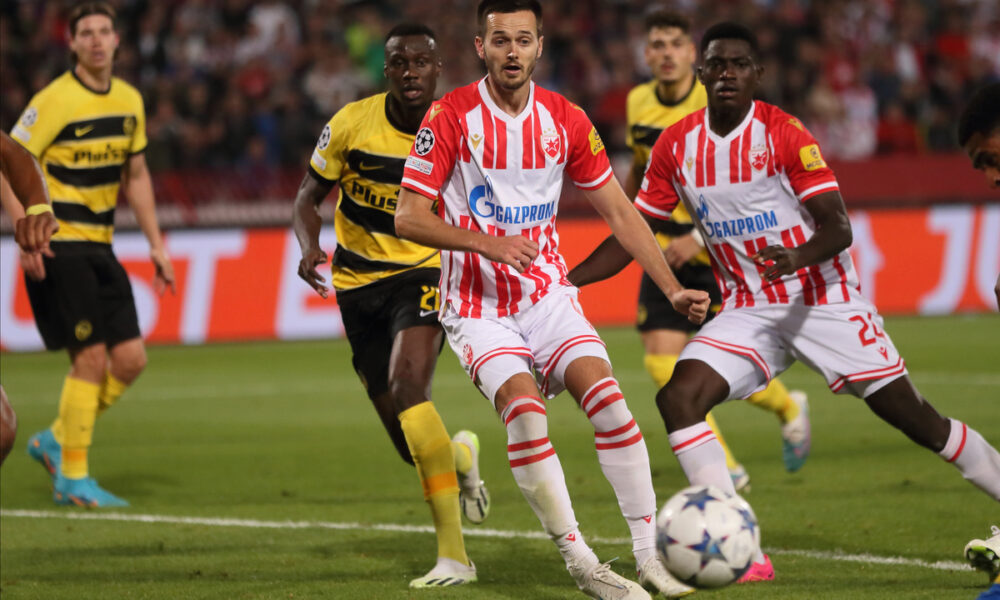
[669,288,711,324]
[752,245,801,281]
[663,233,702,269]
[150,246,176,296]
[14,211,59,256]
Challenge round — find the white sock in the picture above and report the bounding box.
[668,421,765,562]
[503,396,593,565]
[939,419,1000,501]
[580,377,658,566]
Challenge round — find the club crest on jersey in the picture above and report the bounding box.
[749,144,769,171]
[541,128,560,159]
[414,127,435,156]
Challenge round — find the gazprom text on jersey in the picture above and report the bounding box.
[703,210,779,239]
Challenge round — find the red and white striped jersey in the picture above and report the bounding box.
[401,78,614,319]
[636,101,860,310]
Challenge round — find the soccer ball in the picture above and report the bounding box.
[655,484,759,588]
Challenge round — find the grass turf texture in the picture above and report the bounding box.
[1,314,997,599]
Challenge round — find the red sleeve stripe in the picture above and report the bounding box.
[635,196,672,219]
[688,336,772,381]
[400,177,438,198]
[797,181,839,202]
[828,357,905,393]
[574,166,614,190]
[596,431,643,450]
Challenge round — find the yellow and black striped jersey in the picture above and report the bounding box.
[309,92,440,292]
[10,70,146,246]
[626,78,709,264]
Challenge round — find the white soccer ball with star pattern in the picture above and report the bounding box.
[655,484,759,588]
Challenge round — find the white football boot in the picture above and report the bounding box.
[409,557,477,588]
[966,525,1000,583]
[569,559,652,600]
[637,556,696,598]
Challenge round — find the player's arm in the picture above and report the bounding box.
[395,189,539,273]
[0,132,57,255]
[581,177,709,323]
[293,172,334,298]
[123,152,175,294]
[752,190,852,281]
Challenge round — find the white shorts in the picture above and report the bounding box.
[440,286,611,402]
[679,296,908,400]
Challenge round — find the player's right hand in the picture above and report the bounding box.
[482,234,539,273]
[14,211,58,257]
[298,247,329,298]
[19,248,46,281]
[669,288,711,324]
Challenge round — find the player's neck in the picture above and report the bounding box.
[655,72,695,105]
[484,76,530,117]
[707,102,752,137]
[74,63,112,93]
[385,96,426,134]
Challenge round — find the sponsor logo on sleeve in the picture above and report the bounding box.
[12,125,31,142]
[123,115,136,137]
[317,124,331,151]
[799,144,826,171]
[588,127,604,155]
[414,127,435,156]
[405,155,434,176]
[311,149,327,171]
[20,107,37,128]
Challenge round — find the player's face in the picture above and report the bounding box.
[475,10,543,92]
[384,35,441,110]
[964,129,1000,189]
[645,26,695,85]
[698,39,762,110]
[70,14,119,71]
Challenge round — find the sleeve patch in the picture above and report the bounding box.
[414,127,435,156]
[799,144,826,171]
[12,125,31,142]
[317,124,331,151]
[20,107,38,128]
[405,155,434,175]
[588,127,605,156]
[311,149,327,171]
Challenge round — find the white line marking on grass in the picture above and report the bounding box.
[1,509,973,573]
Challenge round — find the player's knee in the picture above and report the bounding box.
[113,345,147,381]
[656,377,711,430]
[71,344,108,380]
[388,364,430,410]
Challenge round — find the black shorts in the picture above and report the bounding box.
[25,243,141,351]
[636,262,722,333]
[336,268,443,400]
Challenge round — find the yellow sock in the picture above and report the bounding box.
[452,440,472,476]
[399,402,468,565]
[97,372,128,417]
[646,353,740,470]
[57,376,100,479]
[746,378,798,423]
[49,417,65,446]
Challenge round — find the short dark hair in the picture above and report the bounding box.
[477,0,543,36]
[644,10,691,35]
[699,22,760,59]
[68,1,116,36]
[958,83,1000,146]
[384,23,437,45]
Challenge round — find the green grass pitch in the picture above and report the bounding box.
[1,314,998,599]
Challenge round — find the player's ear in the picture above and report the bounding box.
[696,65,706,84]
[475,36,485,60]
[537,35,544,59]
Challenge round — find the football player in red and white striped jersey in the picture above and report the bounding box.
[396,1,706,597]
[572,22,1000,584]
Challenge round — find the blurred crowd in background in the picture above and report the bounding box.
[1,0,998,205]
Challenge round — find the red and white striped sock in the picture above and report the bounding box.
[580,377,658,566]
[502,396,593,563]
[938,418,1000,501]
[669,421,763,562]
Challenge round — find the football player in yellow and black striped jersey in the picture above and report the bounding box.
[8,2,174,508]
[292,24,485,589]
[571,11,809,494]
